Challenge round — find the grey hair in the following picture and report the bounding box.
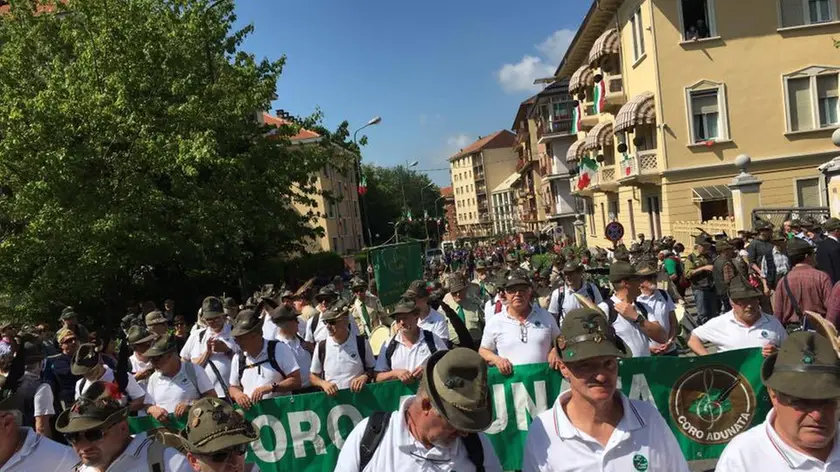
[0,410,23,426]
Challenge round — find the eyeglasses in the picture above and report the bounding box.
[206,444,248,463]
[66,428,106,444]
[520,323,528,344]
[776,392,839,411]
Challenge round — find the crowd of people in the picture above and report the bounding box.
[0,216,835,470]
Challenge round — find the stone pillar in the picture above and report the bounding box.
[728,154,762,231]
[817,129,840,215]
[574,216,587,247]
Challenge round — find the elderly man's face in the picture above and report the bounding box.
[417,396,466,447]
[507,285,532,310]
[563,270,583,288]
[394,311,419,334]
[69,421,129,469]
[732,296,761,321]
[771,389,838,452]
[560,356,619,404]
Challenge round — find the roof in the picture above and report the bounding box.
[262,113,321,142]
[448,130,516,161]
[553,0,622,79]
[0,1,59,15]
[492,171,523,193]
[511,95,537,130]
[440,186,453,197]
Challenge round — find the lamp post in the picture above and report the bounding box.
[352,116,381,247]
[420,182,435,242]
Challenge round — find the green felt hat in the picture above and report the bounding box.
[314,285,339,303]
[178,398,258,455]
[230,309,263,337]
[143,333,179,358]
[71,343,101,375]
[787,238,814,257]
[505,269,532,290]
[126,325,156,346]
[562,259,583,273]
[144,310,167,326]
[609,261,639,283]
[556,308,629,362]
[762,331,840,400]
[824,217,840,232]
[420,348,492,432]
[320,300,351,323]
[448,275,468,293]
[55,381,128,434]
[350,277,368,291]
[202,297,226,320]
[727,275,763,301]
[269,305,297,323]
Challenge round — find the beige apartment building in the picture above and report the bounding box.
[262,113,364,255]
[449,131,518,237]
[556,0,840,247]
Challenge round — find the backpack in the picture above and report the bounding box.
[359,411,485,471]
[309,312,321,340]
[604,298,649,325]
[317,336,368,373]
[383,331,437,370]
[237,340,285,383]
[149,361,201,398]
[555,283,597,319]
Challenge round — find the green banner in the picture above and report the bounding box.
[130,349,769,471]
[369,241,423,306]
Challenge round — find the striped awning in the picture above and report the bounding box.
[614,92,656,133]
[566,140,587,162]
[568,64,594,96]
[588,28,620,68]
[584,121,614,151]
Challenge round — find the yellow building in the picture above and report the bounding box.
[449,131,518,237]
[262,113,364,255]
[557,0,838,247]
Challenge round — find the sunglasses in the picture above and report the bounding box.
[777,392,839,410]
[205,444,248,463]
[66,428,106,444]
[324,320,339,326]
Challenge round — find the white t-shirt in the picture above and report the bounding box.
[609,296,654,358]
[417,308,450,341]
[480,305,560,365]
[636,290,677,353]
[374,330,448,373]
[548,282,605,318]
[276,334,312,388]
[77,432,191,472]
[691,310,787,352]
[75,365,150,406]
[522,390,690,472]
[335,396,503,472]
[129,354,152,386]
[229,339,300,398]
[304,311,359,343]
[484,295,505,319]
[146,361,214,412]
[310,335,375,389]
[2,428,77,472]
[717,409,840,471]
[33,383,54,417]
[180,324,239,397]
[181,321,231,357]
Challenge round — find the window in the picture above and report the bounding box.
[608,198,619,222]
[779,0,836,27]
[647,196,662,239]
[796,178,821,206]
[680,0,717,40]
[785,67,840,132]
[700,200,730,221]
[327,202,336,218]
[627,199,636,237]
[686,81,729,143]
[630,6,646,61]
[332,237,338,250]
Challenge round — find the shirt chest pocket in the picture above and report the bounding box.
[337,347,363,367]
[528,323,552,343]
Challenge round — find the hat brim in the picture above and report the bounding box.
[314,294,338,302]
[558,331,630,363]
[203,310,225,320]
[420,350,492,433]
[71,363,97,376]
[144,345,177,358]
[146,320,168,326]
[449,283,467,293]
[128,334,157,346]
[55,407,128,434]
[761,353,840,400]
[183,426,258,455]
[729,290,762,301]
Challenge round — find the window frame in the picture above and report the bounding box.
[794,176,823,207]
[777,0,837,28]
[684,80,730,145]
[677,0,719,42]
[782,66,840,133]
[630,5,646,63]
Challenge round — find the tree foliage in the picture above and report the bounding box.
[0,0,344,322]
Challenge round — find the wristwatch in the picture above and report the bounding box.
[634,313,646,325]
[271,381,280,393]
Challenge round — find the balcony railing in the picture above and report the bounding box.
[538,118,574,138]
[579,102,599,128]
[601,167,615,183]
[619,150,659,181]
[605,74,626,106]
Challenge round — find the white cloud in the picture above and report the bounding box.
[447,133,473,151]
[496,28,576,94]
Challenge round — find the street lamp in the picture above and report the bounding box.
[420,182,435,241]
[399,160,419,218]
[352,116,382,247]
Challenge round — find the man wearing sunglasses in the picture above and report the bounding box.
[310,302,374,396]
[479,270,561,376]
[374,299,447,384]
[178,397,260,472]
[304,286,360,344]
[57,380,191,471]
[72,343,150,414]
[146,334,217,424]
[45,328,83,410]
[181,297,238,402]
[717,331,840,470]
[350,276,385,339]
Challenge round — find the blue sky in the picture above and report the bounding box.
[234,0,589,186]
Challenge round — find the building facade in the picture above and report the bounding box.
[262,113,364,255]
[448,131,518,237]
[556,0,837,247]
[440,186,460,241]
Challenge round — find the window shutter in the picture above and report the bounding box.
[692,91,719,115]
[797,178,820,207]
[817,74,838,98]
[780,0,805,27]
[788,77,814,131]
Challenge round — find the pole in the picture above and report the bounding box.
[353,123,376,247]
[420,187,430,242]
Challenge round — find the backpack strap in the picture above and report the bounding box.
[237,352,246,386]
[309,312,320,339]
[359,412,392,471]
[384,337,399,371]
[145,438,167,472]
[782,274,806,329]
[657,288,672,304]
[198,328,207,344]
[604,299,619,324]
[422,330,437,355]
[183,361,201,397]
[266,340,285,379]
[356,335,368,368]
[317,340,326,375]
[462,433,485,472]
[585,283,595,302]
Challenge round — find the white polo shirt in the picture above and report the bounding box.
[418,308,450,341]
[229,339,300,397]
[548,282,605,318]
[180,324,239,397]
[304,311,360,343]
[636,290,677,354]
[335,396,504,472]
[77,432,191,472]
[717,408,840,471]
[609,296,653,358]
[129,354,152,386]
[276,334,312,388]
[1,427,77,472]
[75,365,150,406]
[374,330,448,373]
[522,390,690,472]
[310,334,375,390]
[146,361,214,412]
[480,305,559,366]
[691,310,787,352]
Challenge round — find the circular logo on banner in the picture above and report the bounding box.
[669,365,756,445]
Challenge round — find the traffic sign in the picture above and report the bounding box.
[604,221,625,242]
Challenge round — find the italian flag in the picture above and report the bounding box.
[571,101,583,134]
[593,80,606,114]
[358,175,368,196]
[577,155,598,190]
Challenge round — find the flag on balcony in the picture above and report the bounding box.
[572,101,583,134]
[593,80,606,114]
[577,155,599,190]
[358,175,368,196]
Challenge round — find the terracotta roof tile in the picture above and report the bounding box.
[263,113,320,141]
[0,2,59,15]
[440,186,453,197]
[448,130,516,161]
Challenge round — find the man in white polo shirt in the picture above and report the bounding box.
[270,304,313,391]
[228,308,301,409]
[548,259,606,324]
[604,261,667,358]
[71,343,149,413]
[636,262,679,356]
[310,301,374,396]
[404,280,450,342]
[688,275,786,356]
[483,273,507,319]
[374,299,447,384]
[305,285,359,344]
[145,333,216,423]
[717,331,840,471]
[181,296,238,401]
[523,308,689,472]
[479,270,560,375]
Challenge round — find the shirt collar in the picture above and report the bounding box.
[726,310,772,329]
[552,390,645,440]
[396,396,457,461]
[501,304,537,323]
[764,409,840,468]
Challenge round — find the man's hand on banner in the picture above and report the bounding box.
[233,391,253,409]
[350,374,368,392]
[321,382,339,396]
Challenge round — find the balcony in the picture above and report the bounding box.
[604,74,626,107]
[537,117,576,143]
[570,174,596,197]
[579,102,599,129]
[618,150,661,185]
[599,166,619,192]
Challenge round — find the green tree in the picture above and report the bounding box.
[0,0,344,323]
[360,163,443,245]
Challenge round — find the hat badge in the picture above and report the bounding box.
[803,347,816,365]
[444,377,465,389]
